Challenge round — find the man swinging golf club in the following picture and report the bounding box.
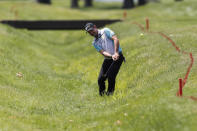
[85,23,125,96]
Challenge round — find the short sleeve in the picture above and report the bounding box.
[104,28,115,39]
[93,43,102,52]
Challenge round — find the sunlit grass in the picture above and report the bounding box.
[0,0,197,130]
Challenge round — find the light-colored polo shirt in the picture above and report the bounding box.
[92,28,122,58]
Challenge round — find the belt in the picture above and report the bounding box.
[104,52,126,62]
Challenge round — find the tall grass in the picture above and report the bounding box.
[0,0,197,130]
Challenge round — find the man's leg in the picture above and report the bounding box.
[98,59,113,96]
[107,55,124,95]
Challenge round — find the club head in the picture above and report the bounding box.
[102,74,107,78]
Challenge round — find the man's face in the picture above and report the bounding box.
[87,27,98,37]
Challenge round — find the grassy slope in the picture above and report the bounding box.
[0,0,197,130]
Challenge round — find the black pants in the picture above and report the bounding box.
[98,53,124,96]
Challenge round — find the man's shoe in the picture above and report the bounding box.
[99,91,105,96]
[106,91,113,96]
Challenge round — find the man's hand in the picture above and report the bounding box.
[112,52,119,61]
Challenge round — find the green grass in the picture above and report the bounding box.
[0,0,197,130]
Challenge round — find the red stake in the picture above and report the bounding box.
[146,18,149,31]
[123,11,127,20]
[179,78,183,96]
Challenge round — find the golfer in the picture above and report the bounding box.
[85,23,125,96]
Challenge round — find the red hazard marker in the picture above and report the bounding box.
[179,78,183,96]
[146,18,149,31]
[14,10,18,20]
[123,11,127,20]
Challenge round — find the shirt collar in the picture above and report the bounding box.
[96,29,102,39]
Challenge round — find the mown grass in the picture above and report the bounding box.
[0,0,197,130]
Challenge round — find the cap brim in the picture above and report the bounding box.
[87,29,94,31]
[85,26,94,31]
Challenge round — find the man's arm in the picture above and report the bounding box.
[93,42,112,58]
[111,35,120,61]
[112,35,119,54]
[99,50,112,58]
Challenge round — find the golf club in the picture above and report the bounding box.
[103,61,115,78]
[103,55,125,78]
